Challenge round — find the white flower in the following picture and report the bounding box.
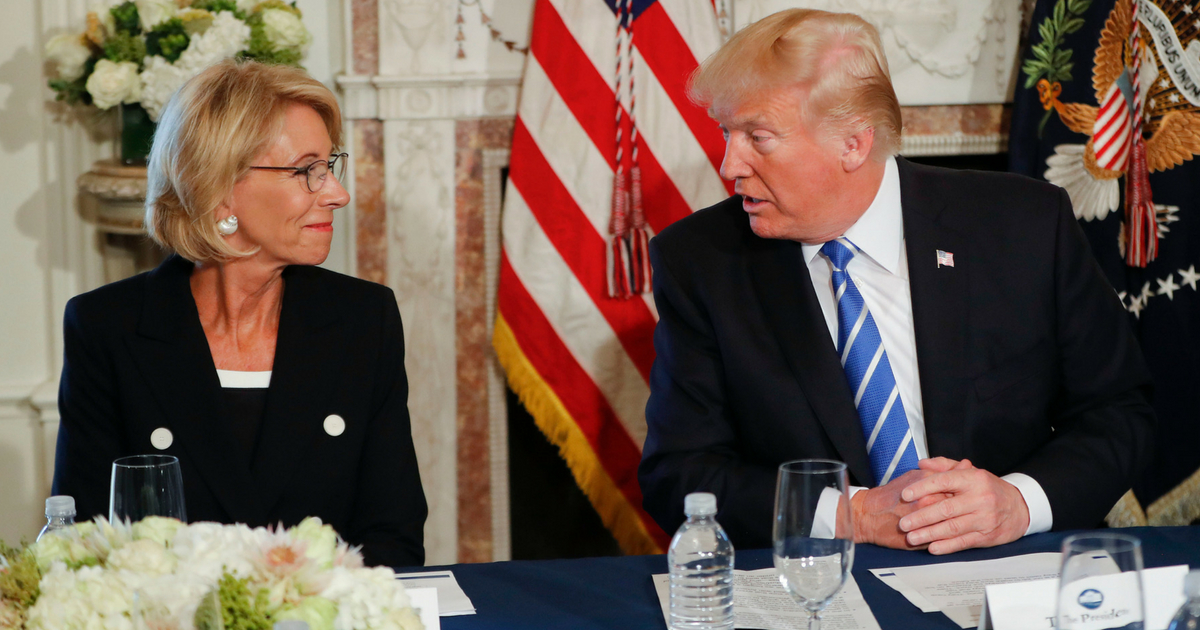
[322,566,415,630]
[132,516,184,547]
[291,517,339,568]
[107,539,177,575]
[45,33,92,81]
[138,55,188,121]
[87,0,122,36]
[86,59,141,109]
[236,0,260,12]
[140,10,250,121]
[260,8,310,53]
[135,0,177,31]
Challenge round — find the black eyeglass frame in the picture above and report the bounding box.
[249,152,349,193]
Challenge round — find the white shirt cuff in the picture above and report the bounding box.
[812,486,866,539]
[1002,472,1053,535]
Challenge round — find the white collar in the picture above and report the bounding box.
[801,156,903,274]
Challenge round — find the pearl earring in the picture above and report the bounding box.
[216,215,238,236]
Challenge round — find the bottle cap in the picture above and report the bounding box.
[684,492,717,516]
[273,621,310,630]
[1185,569,1200,598]
[45,496,75,518]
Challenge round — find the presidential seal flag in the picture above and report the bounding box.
[493,0,730,553]
[1011,0,1200,525]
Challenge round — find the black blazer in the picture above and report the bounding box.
[53,255,428,568]
[640,159,1156,548]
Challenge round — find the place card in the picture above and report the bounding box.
[980,565,1189,630]
[395,570,477,616]
[406,587,440,630]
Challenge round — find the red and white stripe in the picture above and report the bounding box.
[1092,80,1133,172]
[497,0,728,552]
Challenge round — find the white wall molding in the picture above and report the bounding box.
[336,73,523,121]
[901,133,1008,157]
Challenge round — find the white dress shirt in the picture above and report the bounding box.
[808,157,1052,539]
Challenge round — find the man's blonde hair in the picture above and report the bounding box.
[690,9,901,159]
[145,59,343,263]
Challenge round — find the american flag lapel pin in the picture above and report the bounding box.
[937,250,955,268]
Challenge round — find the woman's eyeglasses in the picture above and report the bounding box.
[249,152,349,193]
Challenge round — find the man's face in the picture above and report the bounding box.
[713,87,850,244]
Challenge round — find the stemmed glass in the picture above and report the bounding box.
[110,455,187,524]
[1057,533,1145,630]
[773,459,854,630]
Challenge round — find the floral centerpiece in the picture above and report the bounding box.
[43,0,312,163]
[0,517,424,630]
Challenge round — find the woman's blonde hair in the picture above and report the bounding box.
[145,59,343,262]
[690,9,901,159]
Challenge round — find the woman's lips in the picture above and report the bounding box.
[305,222,333,232]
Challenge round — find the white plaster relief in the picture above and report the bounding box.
[337,74,522,120]
[482,147,511,562]
[731,0,1024,105]
[380,0,455,75]
[383,120,458,565]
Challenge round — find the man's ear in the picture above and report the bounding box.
[840,126,875,173]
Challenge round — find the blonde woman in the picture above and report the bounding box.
[53,60,427,568]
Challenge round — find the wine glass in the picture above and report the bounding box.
[773,459,854,630]
[110,455,187,524]
[1057,533,1145,630]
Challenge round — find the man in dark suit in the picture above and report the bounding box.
[639,9,1155,553]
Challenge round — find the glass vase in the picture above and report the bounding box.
[119,103,156,166]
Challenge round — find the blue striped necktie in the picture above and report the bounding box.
[821,238,918,486]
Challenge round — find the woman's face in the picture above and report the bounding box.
[221,103,350,267]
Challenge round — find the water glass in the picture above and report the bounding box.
[110,455,187,524]
[1057,532,1144,630]
[773,459,854,630]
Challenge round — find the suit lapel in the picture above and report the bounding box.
[127,255,267,524]
[898,159,969,460]
[253,266,345,515]
[747,235,875,486]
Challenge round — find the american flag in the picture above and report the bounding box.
[1092,71,1135,172]
[493,0,729,553]
[937,250,955,268]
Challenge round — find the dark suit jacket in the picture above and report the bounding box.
[639,159,1156,548]
[53,255,428,568]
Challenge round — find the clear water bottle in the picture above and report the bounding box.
[668,492,734,630]
[36,496,76,541]
[1167,570,1200,630]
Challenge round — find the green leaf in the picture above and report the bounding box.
[1025,73,1041,90]
[103,31,146,64]
[110,1,141,35]
[1068,0,1092,15]
[1054,48,1073,65]
[1053,0,1067,24]
[1033,44,1053,62]
[1039,20,1053,43]
[146,18,190,62]
[1064,17,1086,34]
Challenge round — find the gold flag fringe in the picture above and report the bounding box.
[492,313,664,555]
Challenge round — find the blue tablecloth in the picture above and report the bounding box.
[413,527,1200,630]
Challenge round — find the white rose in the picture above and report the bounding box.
[291,517,338,568]
[86,59,141,109]
[132,516,183,547]
[45,33,92,81]
[108,539,177,575]
[87,0,121,36]
[135,0,177,31]
[260,8,310,52]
